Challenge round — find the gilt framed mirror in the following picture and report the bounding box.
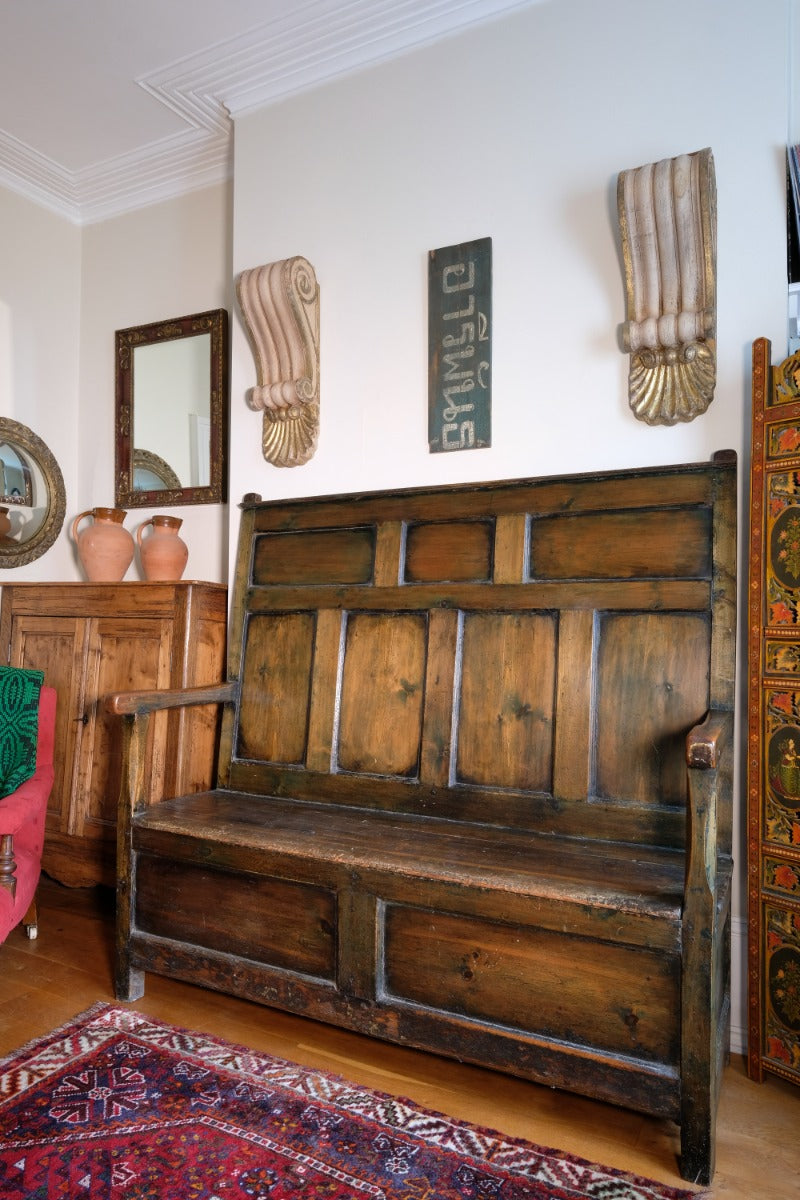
[115,308,228,508]
[0,418,66,567]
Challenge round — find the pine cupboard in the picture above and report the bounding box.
[0,582,226,886]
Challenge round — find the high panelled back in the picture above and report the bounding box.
[218,460,734,853]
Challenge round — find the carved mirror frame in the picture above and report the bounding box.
[0,418,66,567]
[115,308,229,508]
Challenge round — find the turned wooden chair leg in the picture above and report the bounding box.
[22,893,39,940]
[0,833,17,899]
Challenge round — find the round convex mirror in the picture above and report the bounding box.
[0,418,66,567]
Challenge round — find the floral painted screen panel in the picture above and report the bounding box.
[747,338,800,1086]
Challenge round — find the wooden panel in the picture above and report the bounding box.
[494,513,527,584]
[595,613,710,805]
[709,459,737,713]
[374,521,404,587]
[173,604,227,796]
[252,528,375,585]
[419,609,459,788]
[237,613,315,764]
[1,581,226,619]
[404,520,493,583]
[455,611,556,791]
[135,854,336,979]
[553,610,596,802]
[246,579,711,616]
[7,617,87,837]
[337,888,379,998]
[529,508,712,580]
[382,904,680,1062]
[247,467,715,535]
[306,609,344,773]
[78,618,172,836]
[337,612,426,777]
[189,761,688,847]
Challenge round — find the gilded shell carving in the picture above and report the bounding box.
[628,341,716,426]
[618,148,716,425]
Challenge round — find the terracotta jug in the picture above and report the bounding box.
[71,507,134,582]
[137,514,189,582]
[0,506,11,539]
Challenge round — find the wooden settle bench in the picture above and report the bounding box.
[108,452,737,1185]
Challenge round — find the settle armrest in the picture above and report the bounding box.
[686,710,731,770]
[105,681,237,717]
[684,709,732,909]
[110,682,237,826]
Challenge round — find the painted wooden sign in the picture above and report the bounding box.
[428,237,491,453]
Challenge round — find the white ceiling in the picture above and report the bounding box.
[0,0,537,224]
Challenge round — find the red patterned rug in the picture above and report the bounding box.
[0,1004,706,1199]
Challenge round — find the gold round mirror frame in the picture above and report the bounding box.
[0,418,66,567]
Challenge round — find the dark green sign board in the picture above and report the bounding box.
[428,237,491,453]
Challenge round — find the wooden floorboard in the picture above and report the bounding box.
[1,876,798,1198]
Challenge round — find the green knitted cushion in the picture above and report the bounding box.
[0,665,44,799]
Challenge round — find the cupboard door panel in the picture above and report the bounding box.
[77,618,172,840]
[8,616,87,837]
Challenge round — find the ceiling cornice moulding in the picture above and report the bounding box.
[215,0,536,117]
[0,0,536,225]
[0,131,81,223]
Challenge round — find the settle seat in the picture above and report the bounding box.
[0,681,57,942]
[108,453,736,1185]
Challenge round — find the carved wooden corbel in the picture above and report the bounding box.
[236,257,320,467]
[617,147,716,425]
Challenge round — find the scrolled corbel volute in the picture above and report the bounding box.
[617,147,716,425]
[236,257,320,467]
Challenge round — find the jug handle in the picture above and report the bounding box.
[70,509,94,543]
[136,517,154,548]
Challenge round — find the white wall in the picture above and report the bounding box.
[0,180,232,584]
[0,186,81,580]
[231,0,788,505]
[792,0,800,146]
[79,181,233,582]
[230,0,794,1054]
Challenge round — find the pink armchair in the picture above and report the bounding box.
[0,684,56,942]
